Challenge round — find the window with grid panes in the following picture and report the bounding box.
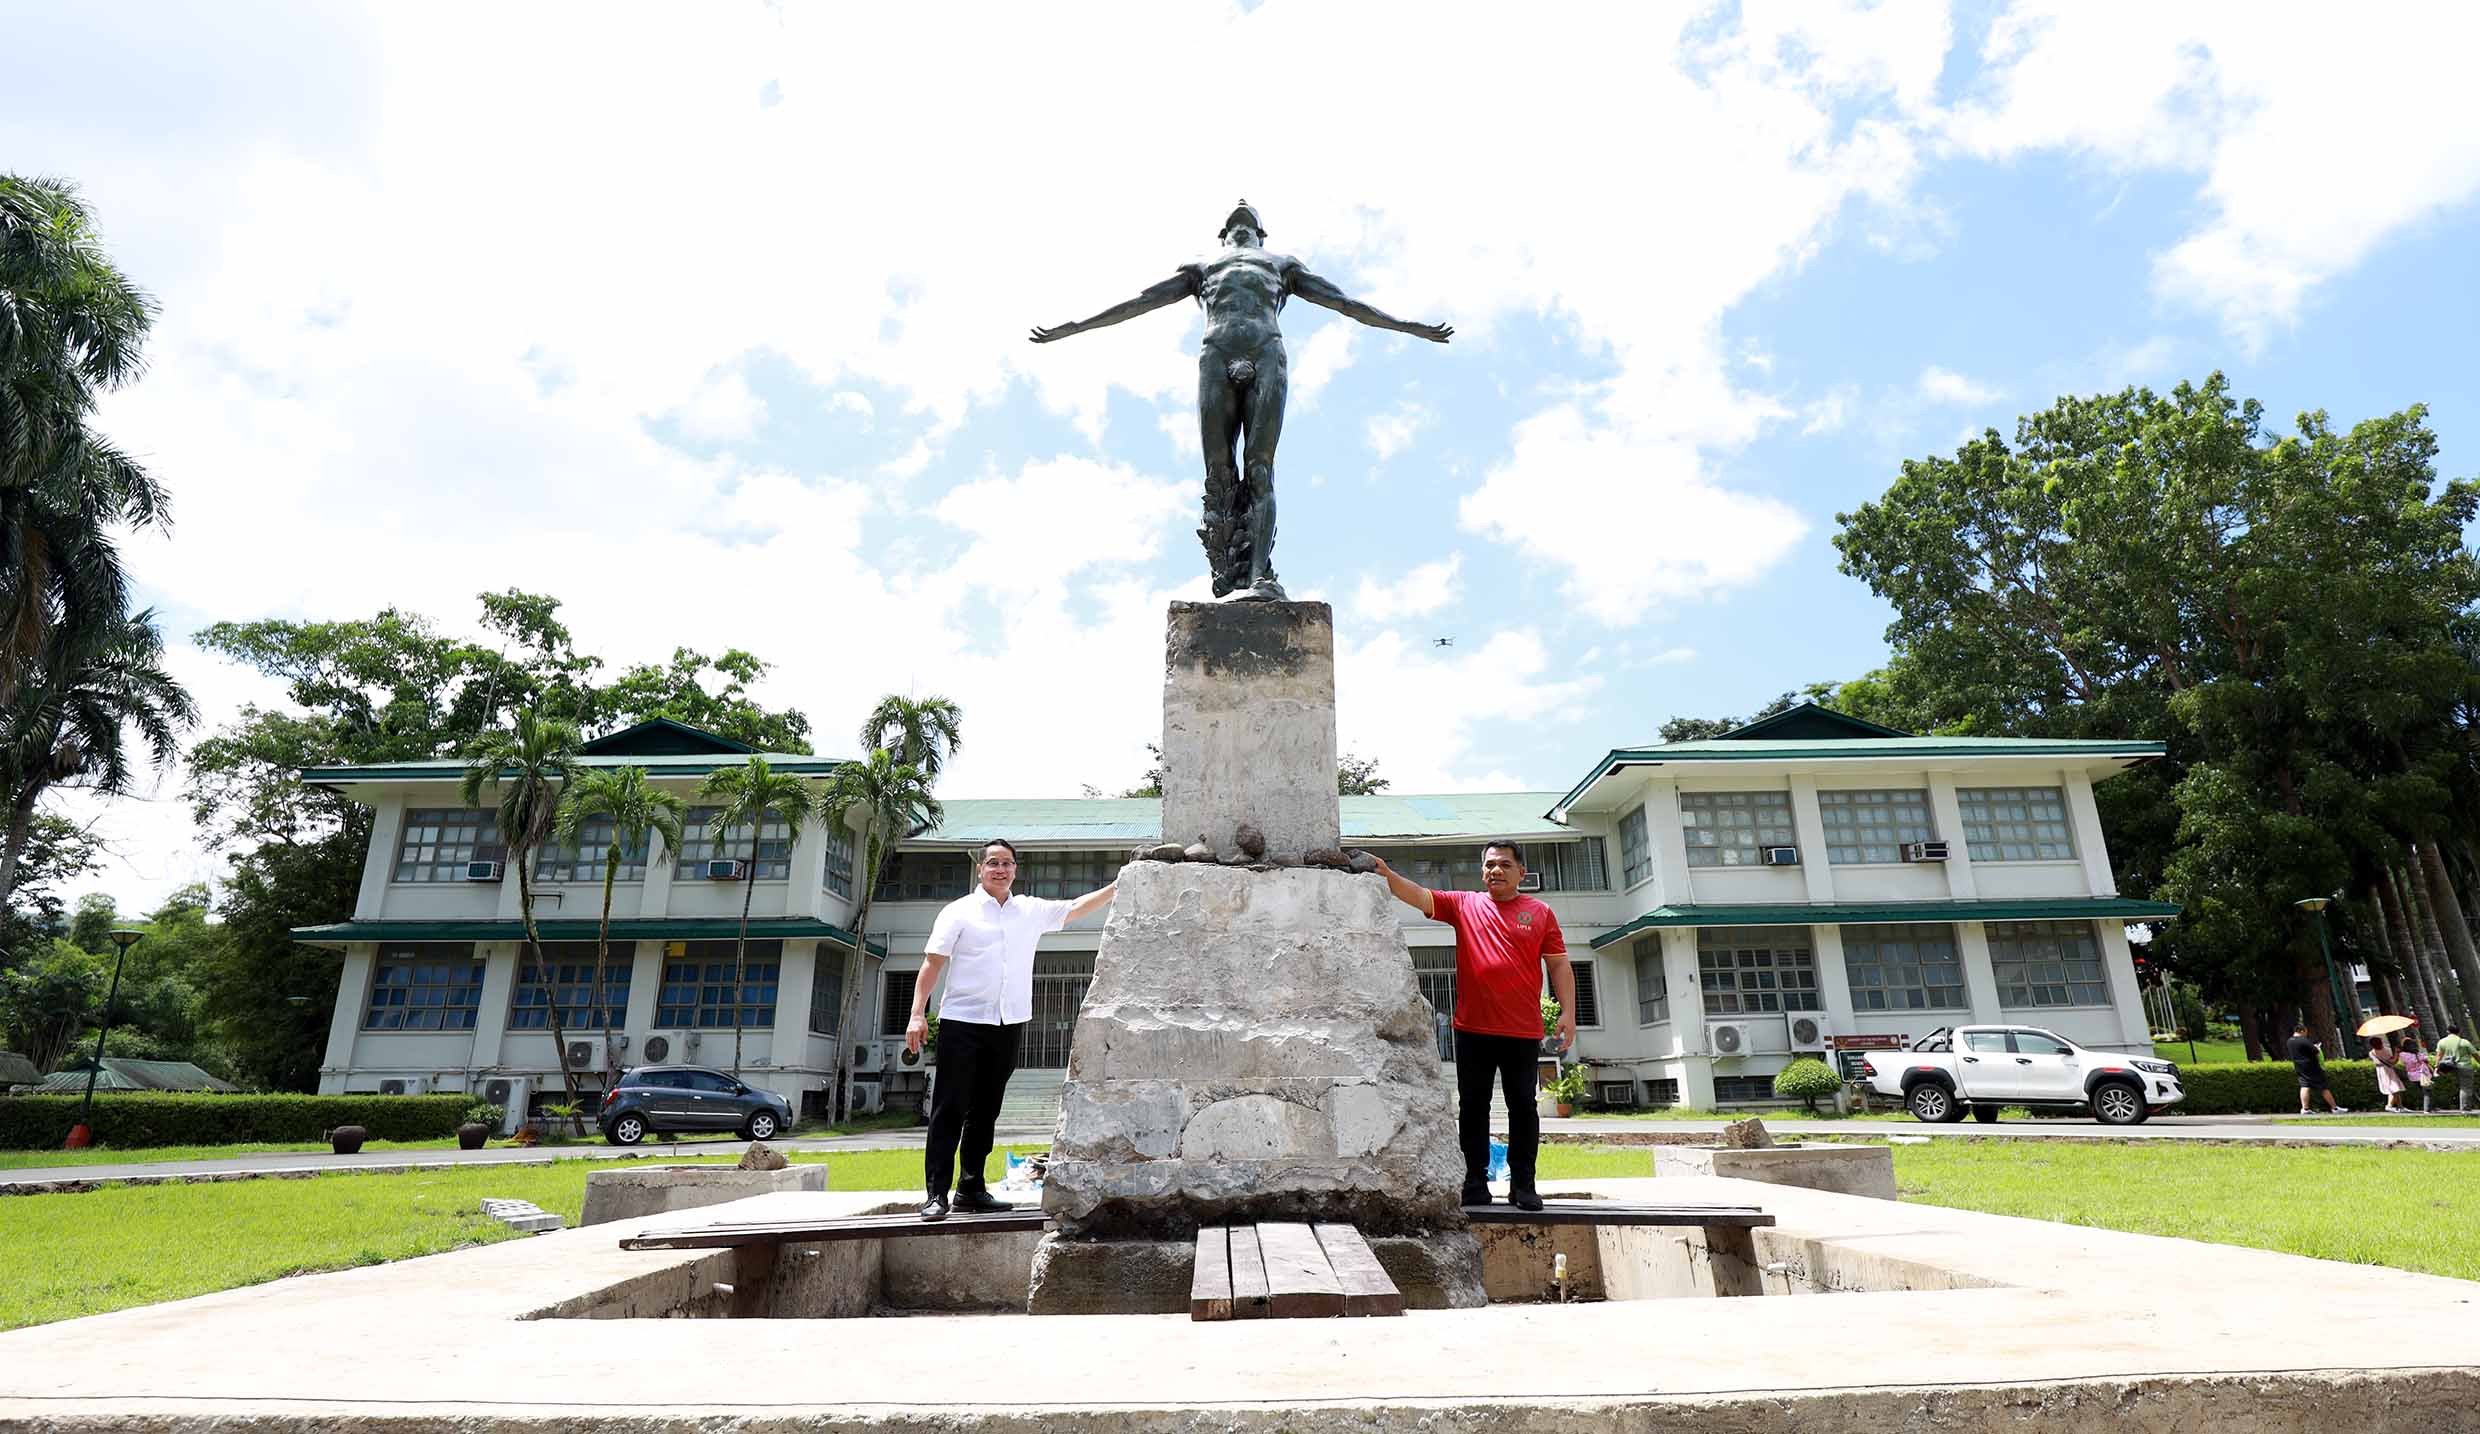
[509,942,632,1028]
[1362,846,1483,891]
[1017,849,1116,898]
[809,949,845,1035]
[392,809,505,883]
[1566,959,1601,1027]
[363,945,485,1029]
[1956,786,2076,861]
[1841,923,1967,1010]
[1713,1074,1781,1102]
[823,823,855,897]
[1530,838,1609,891]
[1643,1077,1680,1106]
[675,806,793,879]
[1680,791,1798,867]
[880,971,918,1034]
[1989,921,2109,1007]
[1632,936,1669,1025]
[1618,804,1652,887]
[1413,948,1456,1060]
[874,852,973,901]
[655,940,779,1026]
[532,816,650,885]
[1817,789,1935,864]
[1696,927,1821,1013]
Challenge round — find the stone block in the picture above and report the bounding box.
[578,1163,828,1227]
[883,1227,1045,1312]
[1652,1143,1897,1201]
[1160,601,1339,858]
[1026,1229,1485,1315]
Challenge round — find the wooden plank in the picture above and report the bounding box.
[1462,1203,1773,1229]
[618,1209,1048,1250]
[1226,1224,1271,1319]
[1254,1222,1345,1319]
[1312,1224,1403,1318]
[1189,1226,1233,1322]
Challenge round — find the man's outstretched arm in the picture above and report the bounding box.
[1289,268,1452,343]
[1029,271,1195,343]
[1367,855,1436,918]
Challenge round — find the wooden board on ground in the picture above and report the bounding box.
[1253,1222,1345,1318]
[1312,1223,1404,1317]
[618,1209,1048,1250]
[1462,1203,1773,1229]
[1226,1224,1271,1318]
[1189,1226,1233,1322]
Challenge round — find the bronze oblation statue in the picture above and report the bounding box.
[1030,201,1453,601]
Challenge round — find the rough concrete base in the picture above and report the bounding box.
[1027,1229,1485,1314]
[578,1163,826,1227]
[884,1226,1045,1312]
[1652,1143,1897,1200]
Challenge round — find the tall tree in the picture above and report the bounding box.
[461,708,585,1107]
[697,755,818,1077]
[817,746,942,1118]
[553,765,684,1082]
[860,694,962,781]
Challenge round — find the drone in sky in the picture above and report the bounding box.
[1432,637,1455,648]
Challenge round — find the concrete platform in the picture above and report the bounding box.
[4,1176,2476,1431]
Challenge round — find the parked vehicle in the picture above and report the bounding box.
[599,1065,793,1144]
[1860,1025,2183,1126]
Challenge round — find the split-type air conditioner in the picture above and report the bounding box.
[377,1075,429,1096]
[642,1034,672,1063]
[853,1042,885,1073]
[564,1038,600,1070]
[1708,1022,1749,1057]
[480,1076,529,1132]
[1788,1015,1830,1052]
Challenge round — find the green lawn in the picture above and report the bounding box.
[2270,1112,2480,1128]
[2154,1039,2251,1065]
[0,1114,922,1171]
[1892,1140,2480,1280]
[1586,1107,1927,1122]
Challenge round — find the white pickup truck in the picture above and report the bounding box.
[1859,1025,2185,1125]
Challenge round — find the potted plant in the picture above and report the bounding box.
[1544,1064,1590,1118]
[327,1124,367,1155]
[458,1102,504,1150]
[542,1102,586,1140]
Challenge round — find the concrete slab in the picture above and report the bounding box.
[5,1177,2476,1431]
[1652,1143,1897,1199]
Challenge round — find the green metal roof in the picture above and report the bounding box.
[291,917,885,956]
[576,717,758,757]
[1586,896,2182,949]
[302,752,848,785]
[32,1058,241,1094]
[911,793,1575,846]
[1549,736,2165,817]
[0,1050,40,1087]
[1720,703,1911,741]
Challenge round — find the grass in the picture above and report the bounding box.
[1584,1107,1924,1122]
[1891,1140,2480,1281]
[2154,1039,2252,1065]
[0,1113,924,1172]
[0,1143,1040,1331]
[2270,1112,2480,1128]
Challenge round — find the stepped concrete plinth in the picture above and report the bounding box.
[1159,600,1339,860]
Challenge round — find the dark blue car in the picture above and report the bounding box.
[600,1065,792,1144]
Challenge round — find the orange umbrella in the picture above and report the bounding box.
[2356,1013,2416,1038]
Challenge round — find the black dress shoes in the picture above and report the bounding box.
[1461,1179,1492,1207]
[1509,1187,1544,1213]
[919,1195,949,1222]
[951,1188,1013,1214]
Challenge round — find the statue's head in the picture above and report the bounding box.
[1219,200,1265,248]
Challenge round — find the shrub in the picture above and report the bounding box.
[460,1102,505,1129]
[2173,1060,2381,1114]
[0,1093,472,1150]
[1772,1057,1843,1114]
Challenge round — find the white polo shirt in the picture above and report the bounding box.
[925,886,1072,1026]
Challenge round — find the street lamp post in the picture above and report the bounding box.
[64,928,146,1150]
[2295,896,2353,1061]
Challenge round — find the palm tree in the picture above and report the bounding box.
[461,708,585,1107]
[1,175,170,697]
[698,755,818,1076]
[0,609,194,907]
[860,694,962,781]
[816,746,942,1117]
[553,765,685,1084]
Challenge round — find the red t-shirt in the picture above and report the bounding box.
[1431,889,1567,1039]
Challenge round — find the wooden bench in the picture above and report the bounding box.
[1191,1223,1402,1321]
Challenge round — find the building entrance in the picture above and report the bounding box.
[1023,956,1091,1069]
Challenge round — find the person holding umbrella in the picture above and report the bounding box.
[2370,1034,2407,1112]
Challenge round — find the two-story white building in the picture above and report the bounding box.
[298,705,2174,1119]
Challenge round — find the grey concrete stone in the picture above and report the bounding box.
[1653,1143,1897,1201]
[1233,822,1266,858]
[1141,842,1188,863]
[1365,1230,1488,1310]
[1160,601,1340,858]
[1027,1229,1485,1315]
[762,1238,880,1318]
[1181,837,1215,862]
[1477,1220,1606,1301]
[578,1163,827,1227]
[1719,1116,1776,1149]
[735,1141,789,1171]
[1043,860,1466,1241]
[882,1227,1044,1312]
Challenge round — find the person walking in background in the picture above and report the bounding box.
[2370,1035,2406,1112]
[2400,1036,2435,1114]
[2435,1026,2477,1112]
[2289,1022,2346,1115]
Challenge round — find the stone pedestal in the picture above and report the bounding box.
[1160,600,1339,859]
[1653,1143,1899,1200]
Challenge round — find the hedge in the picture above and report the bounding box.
[2174,1060,2383,1115]
[0,1093,473,1150]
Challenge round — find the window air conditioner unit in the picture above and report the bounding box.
[377,1075,429,1096]
[854,1042,884,1073]
[565,1039,599,1069]
[1709,1022,1749,1057]
[1516,872,1543,892]
[642,1035,672,1063]
[464,860,502,881]
[706,859,745,881]
[1758,846,1800,867]
[1900,841,1950,863]
[1788,1015,1830,1052]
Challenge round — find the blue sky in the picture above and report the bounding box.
[6,1,2478,909]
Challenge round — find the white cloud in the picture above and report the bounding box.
[827,390,875,425]
[1288,323,1359,410]
[1800,384,1857,435]
[1365,400,1434,461]
[1951,0,2480,347]
[1917,365,2002,405]
[1335,629,1599,793]
[1354,554,1462,624]
[1647,646,1698,665]
[931,456,1186,599]
[670,369,766,442]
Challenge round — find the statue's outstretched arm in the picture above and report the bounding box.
[1289,268,1452,343]
[1029,270,1196,343]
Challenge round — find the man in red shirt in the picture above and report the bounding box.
[1373,841,1574,1211]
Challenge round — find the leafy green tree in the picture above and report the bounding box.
[0,939,103,1071]
[1337,753,1390,796]
[698,755,818,1077]
[195,826,361,1090]
[860,694,962,780]
[553,765,685,1080]
[0,811,99,963]
[67,892,115,954]
[462,709,585,1106]
[591,646,813,753]
[817,746,943,1115]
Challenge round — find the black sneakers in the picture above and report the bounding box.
[918,1195,948,1222]
[1461,1179,1491,1207]
[951,1188,1012,1214]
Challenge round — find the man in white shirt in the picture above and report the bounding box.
[908,837,1116,1219]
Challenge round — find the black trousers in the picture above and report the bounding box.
[924,1017,1022,1197]
[1454,1028,1540,1191]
